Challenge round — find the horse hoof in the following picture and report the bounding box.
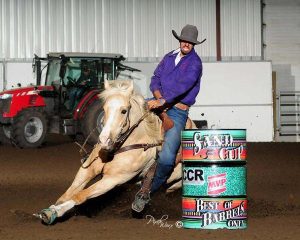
[33,208,57,225]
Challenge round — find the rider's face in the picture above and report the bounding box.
[180,41,194,55]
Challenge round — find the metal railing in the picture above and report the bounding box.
[278,91,300,139]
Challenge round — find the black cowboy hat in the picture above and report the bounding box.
[172,24,206,45]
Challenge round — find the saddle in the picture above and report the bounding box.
[157,102,190,132]
[159,112,174,131]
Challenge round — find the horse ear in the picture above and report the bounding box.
[104,80,110,90]
[128,80,134,93]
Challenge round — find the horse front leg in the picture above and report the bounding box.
[48,172,136,221]
[56,157,105,205]
[34,158,105,225]
[56,144,104,204]
[34,145,106,224]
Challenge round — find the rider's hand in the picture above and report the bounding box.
[153,90,163,99]
[147,98,166,110]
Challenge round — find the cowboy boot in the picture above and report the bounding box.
[132,162,157,213]
[159,112,174,132]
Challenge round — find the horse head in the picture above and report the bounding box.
[98,80,135,151]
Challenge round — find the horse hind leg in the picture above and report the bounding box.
[186,118,197,129]
[166,180,182,193]
[166,162,182,193]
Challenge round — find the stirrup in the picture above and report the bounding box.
[131,190,151,213]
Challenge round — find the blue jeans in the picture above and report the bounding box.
[69,87,85,110]
[151,106,188,193]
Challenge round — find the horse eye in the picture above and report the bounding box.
[121,109,127,115]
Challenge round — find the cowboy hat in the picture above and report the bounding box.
[172,24,206,45]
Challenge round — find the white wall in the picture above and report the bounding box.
[197,62,272,105]
[6,62,36,89]
[191,62,273,142]
[1,61,273,142]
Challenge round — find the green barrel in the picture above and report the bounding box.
[181,129,247,230]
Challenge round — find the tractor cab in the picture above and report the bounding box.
[37,53,126,115]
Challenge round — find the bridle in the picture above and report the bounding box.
[112,110,147,151]
[111,105,132,149]
[111,110,162,155]
[79,100,162,167]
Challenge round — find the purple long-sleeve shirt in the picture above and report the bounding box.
[150,48,202,106]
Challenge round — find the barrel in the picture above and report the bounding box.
[181,129,247,230]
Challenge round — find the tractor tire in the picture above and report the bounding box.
[0,124,12,145]
[81,100,104,145]
[12,108,47,148]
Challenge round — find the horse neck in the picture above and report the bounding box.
[124,98,162,145]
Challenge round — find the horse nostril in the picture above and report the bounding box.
[100,135,112,146]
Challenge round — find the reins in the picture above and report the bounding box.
[112,111,149,152]
[79,110,162,167]
[114,142,162,155]
[113,111,163,154]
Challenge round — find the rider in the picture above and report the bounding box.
[132,24,205,212]
[68,62,97,110]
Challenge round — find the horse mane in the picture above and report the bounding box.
[99,80,133,100]
[99,80,162,143]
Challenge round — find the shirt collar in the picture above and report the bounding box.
[172,48,180,55]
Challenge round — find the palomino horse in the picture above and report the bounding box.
[35,80,195,224]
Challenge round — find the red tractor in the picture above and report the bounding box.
[0,53,139,148]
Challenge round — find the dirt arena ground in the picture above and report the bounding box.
[0,134,300,240]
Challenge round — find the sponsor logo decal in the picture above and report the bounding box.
[192,132,243,160]
[207,173,227,195]
[183,169,204,185]
[201,201,245,227]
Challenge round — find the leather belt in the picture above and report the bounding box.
[175,102,189,111]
